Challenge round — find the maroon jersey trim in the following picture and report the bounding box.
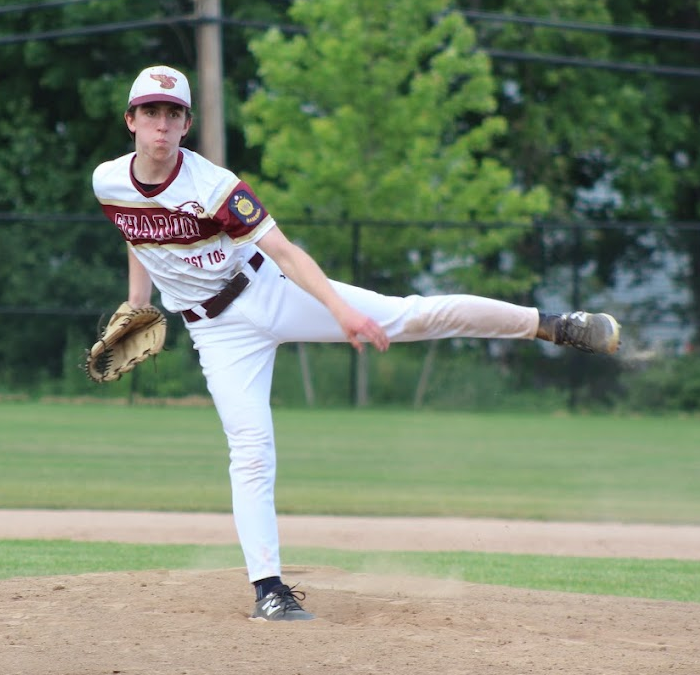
[129,150,184,196]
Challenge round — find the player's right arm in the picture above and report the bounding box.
[257,226,389,353]
[127,246,153,309]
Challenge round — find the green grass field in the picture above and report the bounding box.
[3,539,698,603]
[2,401,698,522]
[1,401,699,602]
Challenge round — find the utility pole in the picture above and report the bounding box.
[195,0,225,165]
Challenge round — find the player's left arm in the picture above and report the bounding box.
[257,226,389,353]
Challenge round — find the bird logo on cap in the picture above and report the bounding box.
[150,73,177,90]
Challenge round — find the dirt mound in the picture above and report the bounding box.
[2,566,698,675]
[2,510,699,674]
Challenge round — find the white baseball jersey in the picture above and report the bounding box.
[92,148,276,312]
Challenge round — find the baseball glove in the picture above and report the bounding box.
[85,302,167,383]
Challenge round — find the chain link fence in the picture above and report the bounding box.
[1,215,697,409]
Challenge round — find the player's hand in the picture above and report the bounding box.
[336,306,389,353]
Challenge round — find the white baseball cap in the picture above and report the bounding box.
[128,65,191,109]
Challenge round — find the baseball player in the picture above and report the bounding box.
[93,65,620,621]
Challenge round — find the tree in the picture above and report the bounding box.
[241,0,548,300]
[635,0,700,345]
[0,0,178,385]
[465,0,699,345]
[0,0,290,387]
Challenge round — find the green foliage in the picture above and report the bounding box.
[478,0,678,221]
[242,0,548,296]
[472,0,700,340]
[6,319,700,415]
[55,319,208,399]
[3,0,700,395]
[269,342,564,410]
[0,0,185,384]
[0,0,291,387]
[621,353,700,412]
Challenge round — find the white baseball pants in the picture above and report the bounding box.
[186,251,538,582]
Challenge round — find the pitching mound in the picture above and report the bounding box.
[2,511,700,674]
[2,565,699,674]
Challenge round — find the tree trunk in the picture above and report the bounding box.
[356,349,369,407]
[297,343,315,406]
[414,342,438,409]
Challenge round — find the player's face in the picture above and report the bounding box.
[125,103,192,161]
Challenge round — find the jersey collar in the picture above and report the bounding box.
[130,149,184,196]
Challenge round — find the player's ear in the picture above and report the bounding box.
[124,109,137,134]
[181,115,193,139]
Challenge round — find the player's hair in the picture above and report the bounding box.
[125,103,194,143]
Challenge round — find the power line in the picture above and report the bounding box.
[0,14,196,45]
[461,9,700,43]
[219,16,304,35]
[0,13,302,47]
[0,213,102,223]
[5,4,700,43]
[4,2,699,43]
[0,306,105,316]
[0,10,698,78]
[484,48,700,78]
[0,0,92,15]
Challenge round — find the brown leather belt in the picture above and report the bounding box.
[181,252,264,323]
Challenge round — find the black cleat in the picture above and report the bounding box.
[250,584,315,622]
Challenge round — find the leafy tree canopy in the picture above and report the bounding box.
[242,0,548,296]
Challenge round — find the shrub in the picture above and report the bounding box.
[621,353,700,412]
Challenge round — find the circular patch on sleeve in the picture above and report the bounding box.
[228,190,264,227]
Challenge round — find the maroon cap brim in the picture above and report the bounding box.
[130,93,190,108]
